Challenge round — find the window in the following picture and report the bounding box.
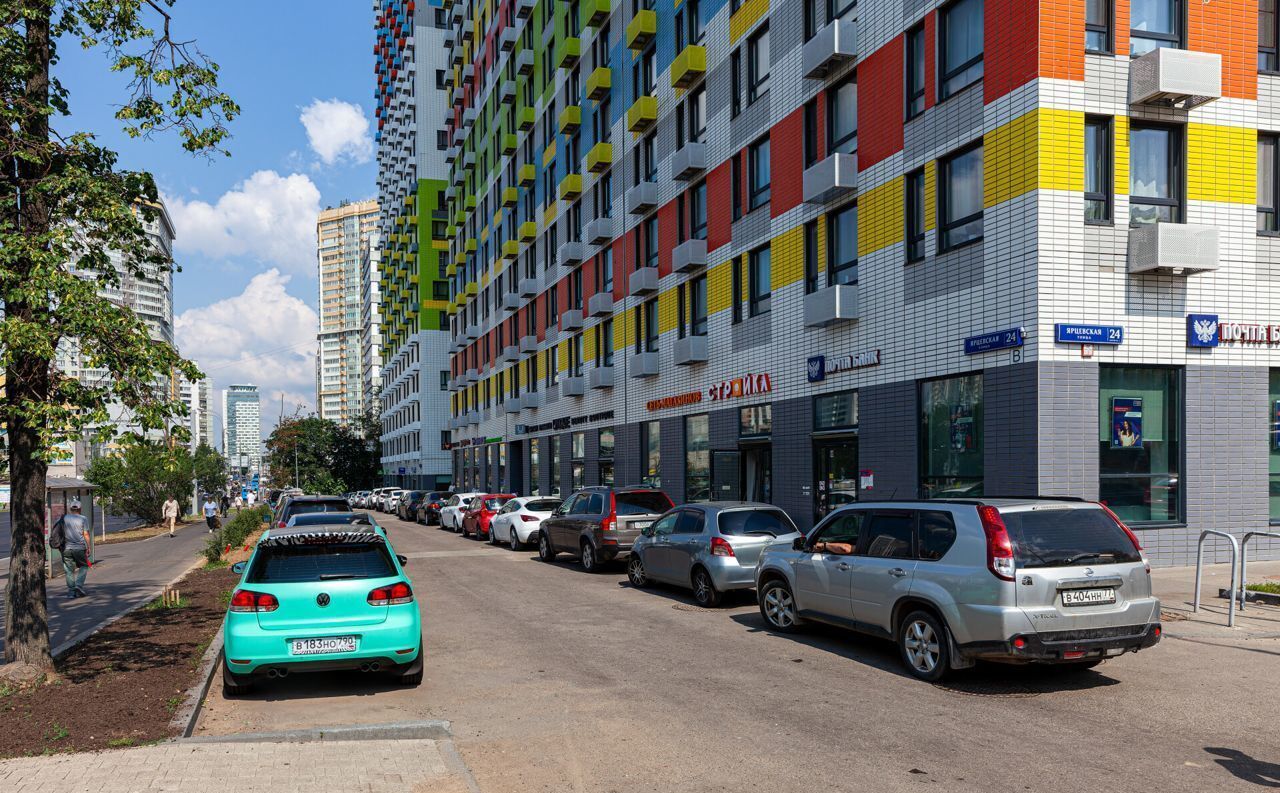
[814,390,858,431]
[906,168,926,262]
[642,420,661,487]
[747,24,770,102]
[685,415,710,501]
[731,154,743,219]
[690,274,707,336]
[939,143,984,250]
[600,246,614,291]
[597,317,615,366]
[600,171,613,217]
[1099,365,1182,524]
[677,282,687,337]
[690,181,707,239]
[550,435,561,497]
[730,49,742,117]
[748,245,771,316]
[546,347,557,388]
[748,138,771,209]
[1129,123,1182,226]
[1130,0,1181,55]
[643,298,659,351]
[940,0,984,99]
[1263,0,1279,71]
[920,374,983,498]
[1260,134,1278,233]
[827,76,857,155]
[906,24,926,119]
[686,85,707,144]
[860,511,914,559]
[827,203,857,285]
[804,220,819,294]
[643,215,659,267]
[1086,0,1112,53]
[642,133,658,182]
[682,0,705,46]
[529,438,541,495]
[1085,116,1113,223]
[596,95,612,144]
[731,255,743,323]
[570,267,583,309]
[440,370,450,390]
[803,99,819,167]
[804,0,818,40]
[1271,371,1280,520]
[741,404,772,437]
[812,511,863,548]
[569,333,583,377]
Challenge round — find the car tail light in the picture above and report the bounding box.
[1063,650,1086,660]
[368,581,414,606]
[1098,501,1150,573]
[601,493,617,533]
[1012,636,1027,649]
[977,504,1015,582]
[520,514,539,522]
[229,589,278,613]
[710,536,735,557]
[277,521,286,528]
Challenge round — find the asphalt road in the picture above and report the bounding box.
[196,513,1280,793]
[0,511,147,560]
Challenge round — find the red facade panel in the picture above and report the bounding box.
[985,0,1040,102]
[706,161,732,251]
[857,36,904,171]
[770,107,805,218]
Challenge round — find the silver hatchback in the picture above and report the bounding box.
[754,499,1161,681]
[628,503,800,607]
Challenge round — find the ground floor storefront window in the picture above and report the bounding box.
[1272,370,1280,522]
[529,438,541,496]
[1099,365,1181,524]
[920,374,983,498]
[814,390,858,520]
[571,432,585,492]
[686,414,710,502]
[550,436,562,497]
[740,405,772,503]
[599,428,615,486]
[642,421,661,487]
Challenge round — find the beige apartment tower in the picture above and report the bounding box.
[316,199,379,425]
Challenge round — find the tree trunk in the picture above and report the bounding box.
[3,2,54,669]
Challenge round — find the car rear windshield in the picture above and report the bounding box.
[615,491,674,515]
[289,513,371,526]
[526,499,562,512]
[484,497,511,510]
[287,500,350,516]
[718,509,796,537]
[1001,508,1142,568]
[406,491,425,499]
[247,543,395,584]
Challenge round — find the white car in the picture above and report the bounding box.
[488,496,563,550]
[385,489,408,513]
[370,487,396,511]
[439,492,483,531]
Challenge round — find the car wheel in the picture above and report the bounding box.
[538,532,557,562]
[222,661,254,696]
[627,556,649,588]
[899,610,951,683]
[758,579,802,633]
[580,540,599,573]
[692,568,721,607]
[488,527,499,545]
[510,527,523,551]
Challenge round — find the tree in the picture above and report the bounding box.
[84,438,191,524]
[192,443,226,501]
[2,2,237,670]
[264,416,379,494]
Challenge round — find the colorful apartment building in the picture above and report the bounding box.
[439,0,1280,564]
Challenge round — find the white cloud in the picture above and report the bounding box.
[299,99,372,166]
[175,269,318,439]
[165,170,321,274]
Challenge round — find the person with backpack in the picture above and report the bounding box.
[49,501,92,598]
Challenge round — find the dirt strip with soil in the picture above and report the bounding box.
[0,564,238,758]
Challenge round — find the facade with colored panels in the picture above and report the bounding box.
[439,0,1280,564]
[375,0,454,489]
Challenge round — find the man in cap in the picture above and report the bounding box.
[50,501,92,598]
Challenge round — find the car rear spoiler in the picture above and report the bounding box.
[260,529,385,547]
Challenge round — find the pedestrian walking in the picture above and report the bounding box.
[246,490,256,508]
[162,495,180,537]
[49,501,92,598]
[220,492,230,517]
[203,496,221,534]
[233,494,244,510]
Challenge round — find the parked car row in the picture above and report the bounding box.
[364,484,1163,682]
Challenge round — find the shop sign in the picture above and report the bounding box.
[515,410,614,434]
[1188,314,1280,347]
[806,351,881,383]
[646,391,703,412]
[647,373,773,412]
[1055,323,1124,345]
[964,328,1023,355]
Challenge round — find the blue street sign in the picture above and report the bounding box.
[1055,323,1124,345]
[964,327,1024,355]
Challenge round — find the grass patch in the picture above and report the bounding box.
[205,559,230,569]
[144,595,190,611]
[107,737,135,748]
[1245,581,1280,594]
[164,696,183,714]
[45,724,68,742]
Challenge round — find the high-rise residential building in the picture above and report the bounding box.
[373,0,453,489]
[317,199,380,426]
[361,230,384,420]
[222,384,262,476]
[180,378,215,450]
[440,0,1280,566]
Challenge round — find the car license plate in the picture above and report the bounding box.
[1061,588,1116,607]
[632,521,652,531]
[290,635,358,655]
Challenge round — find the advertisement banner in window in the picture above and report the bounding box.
[1111,397,1143,449]
[950,405,975,451]
[1273,400,1280,450]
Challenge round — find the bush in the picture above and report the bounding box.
[201,505,270,563]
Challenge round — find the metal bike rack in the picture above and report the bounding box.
[1239,531,1280,611]
[1193,530,1239,628]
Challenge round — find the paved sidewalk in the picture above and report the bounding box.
[0,739,471,793]
[1152,558,1280,640]
[0,521,210,656]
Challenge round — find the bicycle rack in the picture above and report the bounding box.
[1239,531,1280,611]
[1194,530,1239,628]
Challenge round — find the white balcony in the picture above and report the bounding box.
[587,291,613,316]
[522,391,543,410]
[515,0,534,19]
[464,322,480,340]
[499,80,516,104]
[671,142,706,181]
[558,241,585,269]
[625,181,659,215]
[1127,222,1220,276]
[804,284,860,327]
[464,367,479,384]
[630,351,659,378]
[560,376,585,397]
[516,49,535,76]
[519,334,539,353]
[1129,48,1221,110]
[502,292,521,311]
[588,366,615,389]
[629,266,659,296]
[467,412,481,426]
[505,397,523,414]
[560,309,584,331]
[803,153,858,204]
[500,345,520,363]
[585,217,613,244]
[802,19,858,80]
[674,335,708,365]
[499,27,518,52]
[518,276,540,297]
[672,238,706,273]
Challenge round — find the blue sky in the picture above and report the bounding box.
[58,1,377,436]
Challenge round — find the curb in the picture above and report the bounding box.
[1219,586,1280,607]
[180,720,453,744]
[172,623,224,738]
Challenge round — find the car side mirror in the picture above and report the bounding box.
[231,561,247,575]
[792,537,807,552]
[641,526,653,537]
[397,554,409,567]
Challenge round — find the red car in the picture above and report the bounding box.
[460,494,515,540]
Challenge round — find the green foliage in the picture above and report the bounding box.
[84,438,194,524]
[201,504,268,562]
[1246,581,1280,594]
[192,443,226,497]
[264,416,379,493]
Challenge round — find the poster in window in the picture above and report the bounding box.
[1111,397,1143,449]
[949,404,975,452]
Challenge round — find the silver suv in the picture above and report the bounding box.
[754,499,1161,681]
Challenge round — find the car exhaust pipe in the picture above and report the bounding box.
[359,663,371,672]
[368,662,380,672]
[267,668,279,678]
[276,667,289,678]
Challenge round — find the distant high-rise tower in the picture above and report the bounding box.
[360,230,383,424]
[180,378,214,450]
[222,384,261,475]
[316,199,380,426]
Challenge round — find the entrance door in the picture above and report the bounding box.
[816,438,858,520]
[712,451,741,501]
[741,446,772,503]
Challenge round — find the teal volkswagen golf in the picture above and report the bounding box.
[221,523,423,695]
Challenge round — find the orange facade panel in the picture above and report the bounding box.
[1189,0,1257,99]
[1039,0,1085,81]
